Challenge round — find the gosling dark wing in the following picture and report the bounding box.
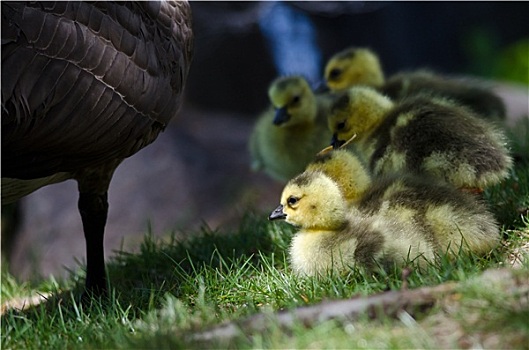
[370,96,510,178]
[1,1,194,179]
[381,71,506,121]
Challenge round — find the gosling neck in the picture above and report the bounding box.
[355,93,393,141]
[304,203,348,232]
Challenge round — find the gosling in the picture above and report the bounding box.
[327,87,513,191]
[307,149,500,258]
[269,170,499,277]
[249,75,333,181]
[324,47,506,121]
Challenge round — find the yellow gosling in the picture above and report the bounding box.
[269,170,500,277]
[327,87,513,190]
[324,47,505,121]
[249,76,333,181]
[324,47,385,91]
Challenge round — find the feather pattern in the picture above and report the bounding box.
[2,1,193,181]
[1,1,193,295]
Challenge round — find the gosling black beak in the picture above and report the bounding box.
[273,107,290,125]
[331,134,345,149]
[268,204,287,221]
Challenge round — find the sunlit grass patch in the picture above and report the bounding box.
[2,127,528,349]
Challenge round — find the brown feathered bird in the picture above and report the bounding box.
[1,1,194,296]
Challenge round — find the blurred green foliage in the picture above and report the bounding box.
[494,39,529,86]
[463,26,528,85]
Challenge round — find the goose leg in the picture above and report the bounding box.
[75,161,120,297]
[78,191,109,295]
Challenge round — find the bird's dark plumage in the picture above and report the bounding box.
[1,1,194,295]
[380,71,506,122]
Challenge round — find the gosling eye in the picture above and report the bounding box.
[287,196,299,206]
[291,95,301,106]
[336,121,346,130]
[329,68,342,81]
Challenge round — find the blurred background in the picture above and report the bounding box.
[4,1,528,281]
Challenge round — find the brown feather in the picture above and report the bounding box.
[1,1,194,295]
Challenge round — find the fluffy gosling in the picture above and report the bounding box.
[324,47,385,92]
[327,87,513,191]
[269,170,499,277]
[324,47,506,121]
[307,149,501,256]
[249,76,333,181]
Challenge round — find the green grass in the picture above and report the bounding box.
[2,210,528,349]
[2,128,529,349]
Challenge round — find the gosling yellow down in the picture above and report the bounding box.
[249,76,333,181]
[327,87,513,191]
[307,149,502,257]
[324,47,506,121]
[306,148,371,204]
[269,170,499,277]
[324,47,385,92]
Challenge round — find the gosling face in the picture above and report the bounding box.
[324,47,385,91]
[327,87,393,148]
[269,171,347,231]
[268,76,317,127]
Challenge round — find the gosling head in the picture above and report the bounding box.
[307,149,371,203]
[268,76,317,127]
[324,47,385,92]
[269,171,347,231]
[327,87,393,148]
